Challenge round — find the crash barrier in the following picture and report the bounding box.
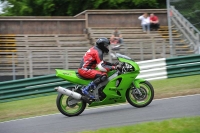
[0,74,70,103]
[0,54,199,103]
[137,54,200,80]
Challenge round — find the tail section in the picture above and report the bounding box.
[55,69,91,85]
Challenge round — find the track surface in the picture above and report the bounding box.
[0,94,200,133]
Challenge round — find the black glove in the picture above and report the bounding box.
[115,64,122,71]
[113,62,119,66]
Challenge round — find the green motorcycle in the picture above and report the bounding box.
[55,53,154,117]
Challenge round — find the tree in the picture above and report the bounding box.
[0,0,166,16]
[172,0,200,30]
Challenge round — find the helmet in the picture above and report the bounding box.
[96,37,110,53]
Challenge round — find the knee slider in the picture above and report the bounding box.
[93,78,101,85]
[93,75,107,85]
[100,75,107,82]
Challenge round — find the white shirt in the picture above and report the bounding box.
[138,15,150,25]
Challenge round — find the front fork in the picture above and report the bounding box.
[132,78,146,96]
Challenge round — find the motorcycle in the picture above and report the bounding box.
[55,53,154,117]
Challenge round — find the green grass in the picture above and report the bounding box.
[0,95,58,122]
[0,75,200,122]
[150,74,200,99]
[80,116,200,133]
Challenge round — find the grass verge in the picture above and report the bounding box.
[150,74,200,99]
[0,75,200,122]
[80,116,200,133]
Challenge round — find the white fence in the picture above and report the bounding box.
[137,58,167,81]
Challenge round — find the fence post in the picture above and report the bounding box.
[162,40,166,58]
[28,51,33,78]
[48,51,50,73]
[196,33,200,54]
[65,48,68,69]
[12,52,16,80]
[152,37,155,59]
[167,4,174,57]
[140,42,144,61]
[24,52,27,79]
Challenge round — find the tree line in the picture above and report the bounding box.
[1,0,199,30]
[0,0,166,16]
[172,0,200,30]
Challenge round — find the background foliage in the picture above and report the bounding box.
[1,0,199,30]
[171,0,200,30]
[0,0,166,16]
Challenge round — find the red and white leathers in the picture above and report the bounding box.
[78,46,115,79]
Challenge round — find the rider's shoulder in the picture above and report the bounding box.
[93,46,103,54]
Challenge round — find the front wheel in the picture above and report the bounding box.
[56,88,86,117]
[126,81,154,108]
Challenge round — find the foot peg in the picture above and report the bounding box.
[81,96,94,104]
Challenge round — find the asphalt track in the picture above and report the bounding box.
[0,94,200,133]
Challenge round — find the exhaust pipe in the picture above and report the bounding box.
[55,86,82,100]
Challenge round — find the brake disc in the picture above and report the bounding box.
[132,87,147,101]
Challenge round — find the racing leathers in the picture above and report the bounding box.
[78,46,116,99]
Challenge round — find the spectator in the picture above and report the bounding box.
[150,13,160,31]
[138,13,150,32]
[110,28,123,44]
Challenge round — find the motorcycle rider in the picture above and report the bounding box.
[78,37,120,102]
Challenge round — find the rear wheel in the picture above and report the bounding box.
[126,81,154,108]
[56,88,86,117]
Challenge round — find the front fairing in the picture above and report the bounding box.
[89,54,141,107]
[116,53,140,73]
[89,69,139,107]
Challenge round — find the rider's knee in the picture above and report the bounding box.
[93,75,107,85]
[100,75,107,82]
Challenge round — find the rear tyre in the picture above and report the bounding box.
[56,88,86,117]
[126,81,154,108]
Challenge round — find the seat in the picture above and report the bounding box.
[76,72,90,80]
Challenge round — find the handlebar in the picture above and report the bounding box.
[115,62,124,73]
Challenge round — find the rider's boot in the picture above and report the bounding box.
[82,81,96,100]
[82,75,107,103]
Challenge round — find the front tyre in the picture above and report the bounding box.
[126,81,154,108]
[56,91,86,117]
